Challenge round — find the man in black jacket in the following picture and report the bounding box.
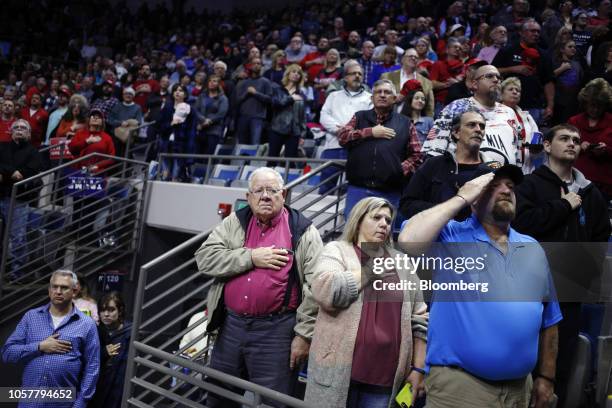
[400,109,495,221]
[0,119,44,280]
[513,123,611,405]
[337,79,423,219]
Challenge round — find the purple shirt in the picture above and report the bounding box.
[224,208,298,315]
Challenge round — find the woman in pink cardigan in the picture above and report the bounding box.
[305,197,428,408]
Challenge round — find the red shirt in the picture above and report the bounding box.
[20,107,49,148]
[569,112,612,195]
[224,208,298,315]
[350,246,403,387]
[133,79,160,112]
[300,51,326,82]
[0,118,15,142]
[68,129,116,172]
[430,59,464,103]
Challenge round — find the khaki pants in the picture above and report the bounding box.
[425,366,533,408]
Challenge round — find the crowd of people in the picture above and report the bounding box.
[1,0,612,407]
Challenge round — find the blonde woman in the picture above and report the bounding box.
[263,49,287,85]
[268,64,306,160]
[306,197,428,408]
[314,48,342,106]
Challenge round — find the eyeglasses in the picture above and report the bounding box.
[12,125,29,130]
[476,73,502,81]
[405,55,418,59]
[345,71,363,76]
[250,187,282,197]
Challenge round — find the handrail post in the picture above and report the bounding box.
[121,263,150,408]
[0,185,17,289]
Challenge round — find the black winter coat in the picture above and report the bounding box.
[0,141,44,202]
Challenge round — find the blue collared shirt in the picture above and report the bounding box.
[1,303,100,408]
[405,214,563,380]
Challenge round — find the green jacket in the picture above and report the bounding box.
[194,205,323,340]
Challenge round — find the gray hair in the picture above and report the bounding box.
[11,118,31,133]
[213,60,227,71]
[520,18,539,32]
[343,59,363,76]
[341,197,395,245]
[450,109,486,140]
[372,79,397,96]
[248,167,285,191]
[50,269,78,288]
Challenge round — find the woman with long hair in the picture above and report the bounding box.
[552,39,584,124]
[158,83,196,181]
[56,94,89,140]
[399,82,433,147]
[314,48,343,107]
[263,49,287,85]
[305,197,427,408]
[194,75,228,155]
[269,64,307,160]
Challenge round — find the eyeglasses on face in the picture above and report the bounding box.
[249,187,282,197]
[476,73,502,81]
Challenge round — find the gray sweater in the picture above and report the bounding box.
[235,77,273,119]
[107,102,143,129]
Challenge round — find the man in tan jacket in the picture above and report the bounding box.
[195,167,323,407]
[382,48,435,117]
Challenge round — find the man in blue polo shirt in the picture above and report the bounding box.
[399,165,561,408]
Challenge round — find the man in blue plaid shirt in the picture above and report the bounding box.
[2,270,100,408]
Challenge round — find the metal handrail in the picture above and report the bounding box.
[123,158,348,406]
[0,153,149,323]
[130,343,309,408]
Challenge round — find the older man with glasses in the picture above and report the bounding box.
[196,167,323,407]
[422,64,524,168]
[0,119,44,280]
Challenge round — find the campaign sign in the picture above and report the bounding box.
[66,175,106,198]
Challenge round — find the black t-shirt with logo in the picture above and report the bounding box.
[492,42,555,110]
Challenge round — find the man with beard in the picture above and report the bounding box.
[45,87,71,144]
[0,120,43,280]
[91,79,120,128]
[398,166,561,408]
[513,124,611,406]
[234,57,273,145]
[2,270,100,407]
[133,64,160,113]
[20,88,49,148]
[300,37,330,84]
[422,65,522,166]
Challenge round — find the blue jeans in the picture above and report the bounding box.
[0,198,29,278]
[344,185,404,231]
[206,311,297,408]
[318,148,347,194]
[236,116,264,145]
[346,383,391,408]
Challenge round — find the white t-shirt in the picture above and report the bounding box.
[423,97,522,166]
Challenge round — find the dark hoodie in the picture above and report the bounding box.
[513,164,610,293]
[514,164,610,243]
[90,321,133,408]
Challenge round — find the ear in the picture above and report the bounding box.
[543,139,552,154]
